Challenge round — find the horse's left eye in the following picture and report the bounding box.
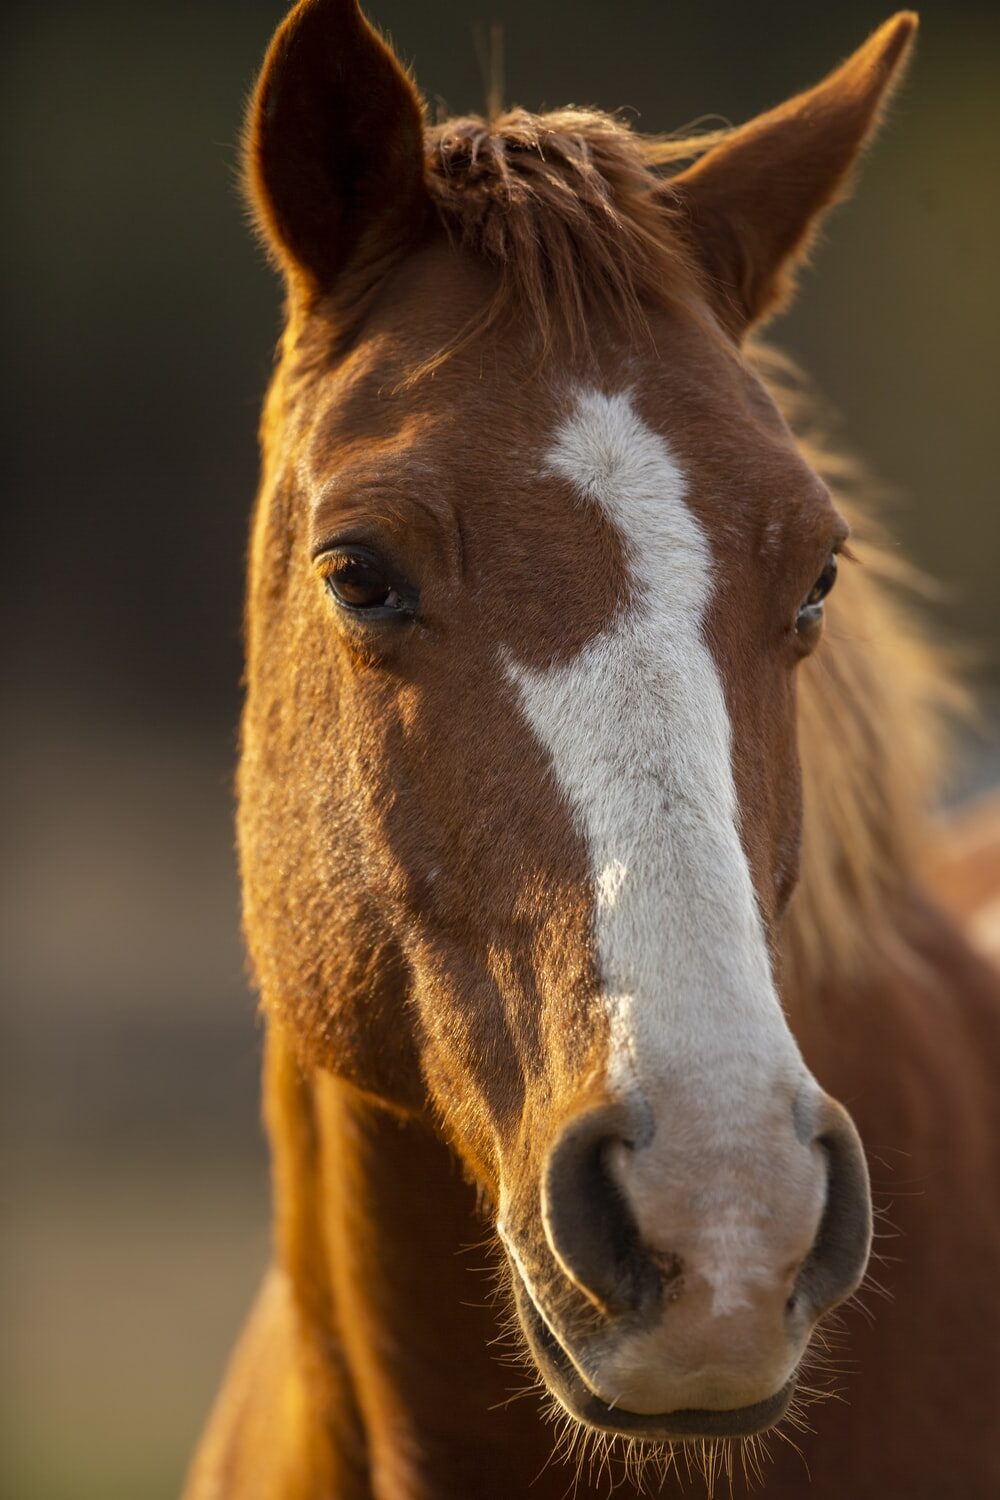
[797,553,838,630]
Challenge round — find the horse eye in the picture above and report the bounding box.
[323,550,411,616]
[797,552,838,630]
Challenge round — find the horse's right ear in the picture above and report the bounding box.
[245,0,430,303]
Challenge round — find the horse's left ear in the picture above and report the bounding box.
[667,12,918,336]
[244,0,430,305]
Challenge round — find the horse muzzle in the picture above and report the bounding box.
[500,1083,871,1439]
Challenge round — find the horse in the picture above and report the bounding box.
[184,3,1000,1496]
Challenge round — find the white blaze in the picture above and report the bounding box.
[506,389,806,1163]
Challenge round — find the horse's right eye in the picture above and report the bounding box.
[320,548,416,620]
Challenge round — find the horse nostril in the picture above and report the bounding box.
[541,1099,661,1320]
[792,1097,873,1320]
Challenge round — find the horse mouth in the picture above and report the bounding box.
[509,1261,796,1442]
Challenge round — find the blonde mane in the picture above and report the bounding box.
[422,107,959,987]
[775,371,962,987]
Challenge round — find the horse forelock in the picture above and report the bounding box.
[421,107,720,369]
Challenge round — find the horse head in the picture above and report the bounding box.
[238,0,916,1441]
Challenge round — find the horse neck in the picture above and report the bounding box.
[265,1023,561,1500]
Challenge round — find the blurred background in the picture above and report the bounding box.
[2,2,997,1496]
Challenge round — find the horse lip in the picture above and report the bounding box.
[509,1258,796,1442]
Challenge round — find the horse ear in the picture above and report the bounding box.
[667,13,918,336]
[245,0,430,302]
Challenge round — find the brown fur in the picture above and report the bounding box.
[185,6,1000,1497]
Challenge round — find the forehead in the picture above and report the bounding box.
[299,257,837,569]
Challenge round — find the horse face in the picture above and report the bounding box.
[244,263,864,1431]
[241,0,915,1443]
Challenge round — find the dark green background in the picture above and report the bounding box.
[3,3,998,1496]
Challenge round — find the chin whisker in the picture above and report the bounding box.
[479,1221,865,1497]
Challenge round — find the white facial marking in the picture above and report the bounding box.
[596,858,628,912]
[506,390,816,1303]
